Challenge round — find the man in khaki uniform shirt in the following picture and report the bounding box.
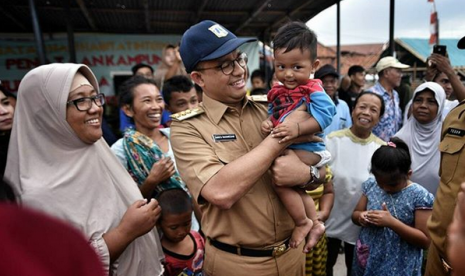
[425,37,465,276]
[170,20,321,275]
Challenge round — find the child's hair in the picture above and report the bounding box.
[353,91,386,117]
[162,75,194,105]
[131,63,154,75]
[251,69,266,83]
[273,21,318,61]
[348,65,365,77]
[157,188,192,217]
[371,137,411,184]
[0,84,16,99]
[118,75,158,108]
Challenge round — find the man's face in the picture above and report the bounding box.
[135,67,154,79]
[164,47,176,67]
[166,87,199,114]
[0,91,14,132]
[434,72,453,98]
[350,71,366,88]
[384,67,403,88]
[192,51,247,106]
[252,77,266,90]
[321,75,339,99]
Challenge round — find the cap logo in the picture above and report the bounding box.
[208,24,228,38]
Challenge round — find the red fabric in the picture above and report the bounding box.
[267,79,323,127]
[429,7,438,45]
[163,231,205,276]
[0,203,105,276]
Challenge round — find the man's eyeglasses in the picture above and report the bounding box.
[67,93,105,112]
[197,52,248,75]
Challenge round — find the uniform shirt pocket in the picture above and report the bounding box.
[439,136,465,184]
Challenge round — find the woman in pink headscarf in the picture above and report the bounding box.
[5,63,164,275]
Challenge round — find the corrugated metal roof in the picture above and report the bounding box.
[397,38,465,68]
[330,43,386,56]
[0,0,338,38]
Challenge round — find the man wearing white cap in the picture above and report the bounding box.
[368,56,410,141]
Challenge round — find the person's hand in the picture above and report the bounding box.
[317,210,329,223]
[358,211,372,227]
[271,121,300,143]
[261,119,273,135]
[424,58,438,82]
[271,150,309,187]
[448,182,465,273]
[146,156,175,186]
[117,199,161,239]
[366,203,394,227]
[429,54,455,76]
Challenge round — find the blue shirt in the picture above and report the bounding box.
[368,82,402,141]
[352,178,433,276]
[324,98,352,136]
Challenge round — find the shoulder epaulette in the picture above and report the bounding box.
[248,95,268,103]
[170,107,205,121]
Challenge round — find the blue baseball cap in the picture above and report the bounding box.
[180,20,256,73]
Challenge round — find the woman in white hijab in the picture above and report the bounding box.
[4,63,164,275]
[395,82,446,195]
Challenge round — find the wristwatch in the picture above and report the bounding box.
[300,166,320,188]
[309,166,320,184]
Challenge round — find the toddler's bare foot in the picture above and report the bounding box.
[290,218,313,248]
[303,222,325,253]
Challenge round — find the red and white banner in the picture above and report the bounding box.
[429,0,438,45]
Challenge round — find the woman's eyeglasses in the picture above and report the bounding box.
[67,93,105,112]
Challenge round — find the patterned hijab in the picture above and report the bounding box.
[395,82,446,194]
[4,63,163,275]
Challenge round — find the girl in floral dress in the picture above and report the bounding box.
[352,137,434,276]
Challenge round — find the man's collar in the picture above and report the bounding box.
[202,93,250,124]
[377,80,394,94]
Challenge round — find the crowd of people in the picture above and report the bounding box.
[1,19,465,276]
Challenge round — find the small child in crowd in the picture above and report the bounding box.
[250,69,268,95]
[351,138,433,276]
[158,188,205,276]
[162,75,199,127]
[261,21,336,252]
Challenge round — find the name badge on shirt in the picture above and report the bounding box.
[447,128,465,137]
[212,134,236,142]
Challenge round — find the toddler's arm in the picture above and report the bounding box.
[261,119,273,136]
[272,113,322,143]
[272,91,336,143]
